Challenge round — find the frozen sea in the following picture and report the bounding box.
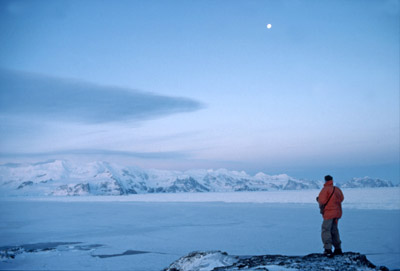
[0,188,399,270]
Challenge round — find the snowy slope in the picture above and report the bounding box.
[339,177,394,188]
[0,160,322,196]
[0,160,393,196]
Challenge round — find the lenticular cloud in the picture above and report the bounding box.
[0,69,203,124]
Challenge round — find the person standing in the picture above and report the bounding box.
[317,175,344,257]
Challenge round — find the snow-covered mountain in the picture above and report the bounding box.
[0,160,394,196]
[339,177,394,188]
[0,160,322,196]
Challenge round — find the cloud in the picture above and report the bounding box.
[0,69,204,124]
[0,149,190,160]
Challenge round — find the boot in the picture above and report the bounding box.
[324,249,334,258]
[334,248,343,255]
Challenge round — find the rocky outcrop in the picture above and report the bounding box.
[164,250,391,271]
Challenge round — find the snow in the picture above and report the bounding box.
[0,159,328,195]
[264,265,299,271]
[5,188,399,210]
[165,251,387,271]
[1,160,398,270]
[341,177,394,188]
[2,160,396,197]
[0,191,399,270]
[165,251,238,271]
[164,250,304,271]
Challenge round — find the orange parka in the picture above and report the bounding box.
[318,180,344,220]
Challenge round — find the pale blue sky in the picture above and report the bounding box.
[0,0,399,182]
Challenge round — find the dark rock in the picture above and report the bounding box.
[164,251,391,271]
[17,181,33,189]
[166,177,210,193]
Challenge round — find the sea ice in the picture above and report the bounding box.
[0,191,399,270]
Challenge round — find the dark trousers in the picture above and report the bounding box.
[321,219,341,250]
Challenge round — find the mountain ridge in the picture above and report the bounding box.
[0,160,395,196]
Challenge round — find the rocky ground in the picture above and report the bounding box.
[164,250,395,271]
[1,243,398,271]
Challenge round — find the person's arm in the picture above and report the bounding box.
[338,188,344,202]
[318,188,328,205]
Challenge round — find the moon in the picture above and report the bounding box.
[267,24,272,29]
